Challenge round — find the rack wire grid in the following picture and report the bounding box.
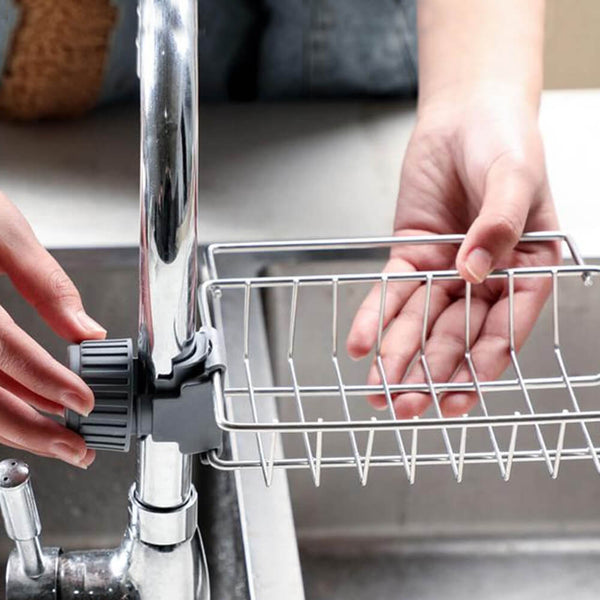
[199,232,600,487]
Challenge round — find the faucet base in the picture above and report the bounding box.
[56,528,207,600]
[6,487,209,600]
[6,547,59,600]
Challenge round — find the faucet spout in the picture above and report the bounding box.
[0,459,44,579]
[3,0,207,597]
[136,0,199,514]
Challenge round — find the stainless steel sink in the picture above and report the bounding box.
[0,248,250,600]
[300,548,600,600]
[211,246,600,600]
[279,257,600,600]
[3,244,600,600]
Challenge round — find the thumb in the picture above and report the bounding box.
[456,163,536,283]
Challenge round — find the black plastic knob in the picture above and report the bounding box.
[66,339,135,452]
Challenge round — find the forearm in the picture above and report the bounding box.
[417,0,545,114]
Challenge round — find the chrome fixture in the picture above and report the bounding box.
[0,460,44,580]
[0,0,209,598]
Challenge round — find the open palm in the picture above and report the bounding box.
[347,96,560,417]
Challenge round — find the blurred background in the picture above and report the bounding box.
[0,1,599,598]
[545,0,600,89]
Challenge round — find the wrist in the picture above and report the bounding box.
[417,0,545,123]
[417,80,541,124]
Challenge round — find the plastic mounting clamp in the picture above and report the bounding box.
[66,339,135,452]
[66,329,224,455]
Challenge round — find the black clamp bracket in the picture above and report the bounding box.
[66,328,225,455]
[144,328,225,454]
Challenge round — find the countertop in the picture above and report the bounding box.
[0,89,598,255]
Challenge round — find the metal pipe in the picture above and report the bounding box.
[136,436,192,508]
[14,539,44,579]
[3,3,207,597]
[137,0,199,509]
[0,460,44,579]
[55,529,206,599]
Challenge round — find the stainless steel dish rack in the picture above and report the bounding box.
[199,232,600,487]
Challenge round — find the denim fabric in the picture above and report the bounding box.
[259,0,418,98]
[102,0,417,101]
[198,0,262,100]
[0,0,19,86]
[100,0,138,104]
[0,0,418,103]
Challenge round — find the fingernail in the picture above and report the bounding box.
[47,404,65,417]
[61,391,92,417]
[367,368,381,387]
[79,450,96,469]
[464,247,493,283]
[346,343,366,361]
[51,441,86,465]
[75,311,107,335]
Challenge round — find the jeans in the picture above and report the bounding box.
[198,0,418,100]
[101,0,417,103]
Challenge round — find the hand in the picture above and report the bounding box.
[0,193,106,467]
[347,87,560,418]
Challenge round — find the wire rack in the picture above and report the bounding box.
[199,232,600,486]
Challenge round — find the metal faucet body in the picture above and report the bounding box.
[1,0,208,597]
[5,486,208,600]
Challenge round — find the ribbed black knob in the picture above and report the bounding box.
[66,339,135,452]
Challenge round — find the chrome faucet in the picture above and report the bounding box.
[0,0,209,598]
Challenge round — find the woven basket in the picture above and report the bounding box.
[0,0,116,120]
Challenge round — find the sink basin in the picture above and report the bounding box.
[0,248,251,600]
[300,545,600,600]
[3,243,599,600]
[211,245,600,600]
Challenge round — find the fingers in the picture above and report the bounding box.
[440,277,551,416]
[0,193,106,342]
[0,305,94,416]
[0,385,94,468]
[0,194,99,462]
[392,296,488,418]
[0,371,64,416]
[3,438,95,468]
[347,256,420,359]
[456,160,538,283]
[366,282,453,408]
